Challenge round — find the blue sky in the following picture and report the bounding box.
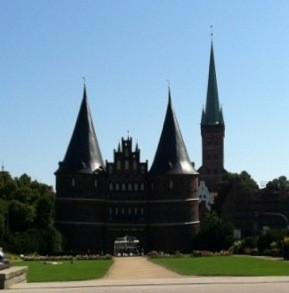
[1,0,289,188]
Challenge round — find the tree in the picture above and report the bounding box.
[193,212,234,252]
[214,171,259,216]
[9,200,36,232]
[257,229,287,256]
[0,171,62,254]
[35,195,54,228]
[266,176,289,191]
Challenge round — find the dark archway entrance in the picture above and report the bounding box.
[113,235,141,256]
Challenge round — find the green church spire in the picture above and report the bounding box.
[201,42,224,126]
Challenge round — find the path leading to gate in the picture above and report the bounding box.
[103,256,181,280]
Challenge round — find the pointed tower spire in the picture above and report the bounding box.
[201,41,224,125]
[56,85,104,174]
[149,88,198,175]
[199,38,226,192]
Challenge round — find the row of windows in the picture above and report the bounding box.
[108,182,145,192]
[108,206,145,216]
[70,179,180,191]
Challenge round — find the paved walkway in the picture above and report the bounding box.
[103,256,181,279]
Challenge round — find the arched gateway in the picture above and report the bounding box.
[113,236,140,256]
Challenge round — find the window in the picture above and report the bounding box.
[71,178,75,188]
[125,160,129,170]
[116,160,121,170]
[128,183,132,191]
[115,183,120,191]
[109,182,113,191]
[134,183,139,191]
[140,183,145,191]
[169,180,174,189]
[94,179,98,188]
[121,183,126,191]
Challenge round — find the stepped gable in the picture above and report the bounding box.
[56,85,104,174]
[149,88,198,175]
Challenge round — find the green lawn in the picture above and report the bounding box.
[151,256,289,276]
[13,259,113,282]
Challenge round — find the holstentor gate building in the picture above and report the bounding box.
[55,42,225,253]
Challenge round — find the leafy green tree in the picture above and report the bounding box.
[257,229,287,255]
[0,170,62,254]
[266,176,289,191]
[9,200,36,232]
[193,212,234,252]
[214,171,259,216]
[35,196,54,228]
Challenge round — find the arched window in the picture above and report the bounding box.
[109,182,113,191]
[121,183,126,191]
[134,183,139,191]
[140,182,145,191]
[94,179,98,188]
[128,183,132,191]
[124,160,129,170]
[115,183,120,191]
[116,160,121,170]
[71,178,75,188]
[133,161,137,170]
[169,180,174,189]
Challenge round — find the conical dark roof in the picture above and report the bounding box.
[149,89,198,175]
[56,85,104,174]
[201,42,224,126]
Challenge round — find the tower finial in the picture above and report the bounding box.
[166,79,170,88]
[1,160,4,172]
[210,25,214,41]
[82,76,86,85]
[166,80,172,104]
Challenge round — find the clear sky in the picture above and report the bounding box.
[1,0,289,188]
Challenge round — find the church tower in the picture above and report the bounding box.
[198,41,226,192]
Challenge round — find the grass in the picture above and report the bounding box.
[151,256,289,276]
[13,259,113,282]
